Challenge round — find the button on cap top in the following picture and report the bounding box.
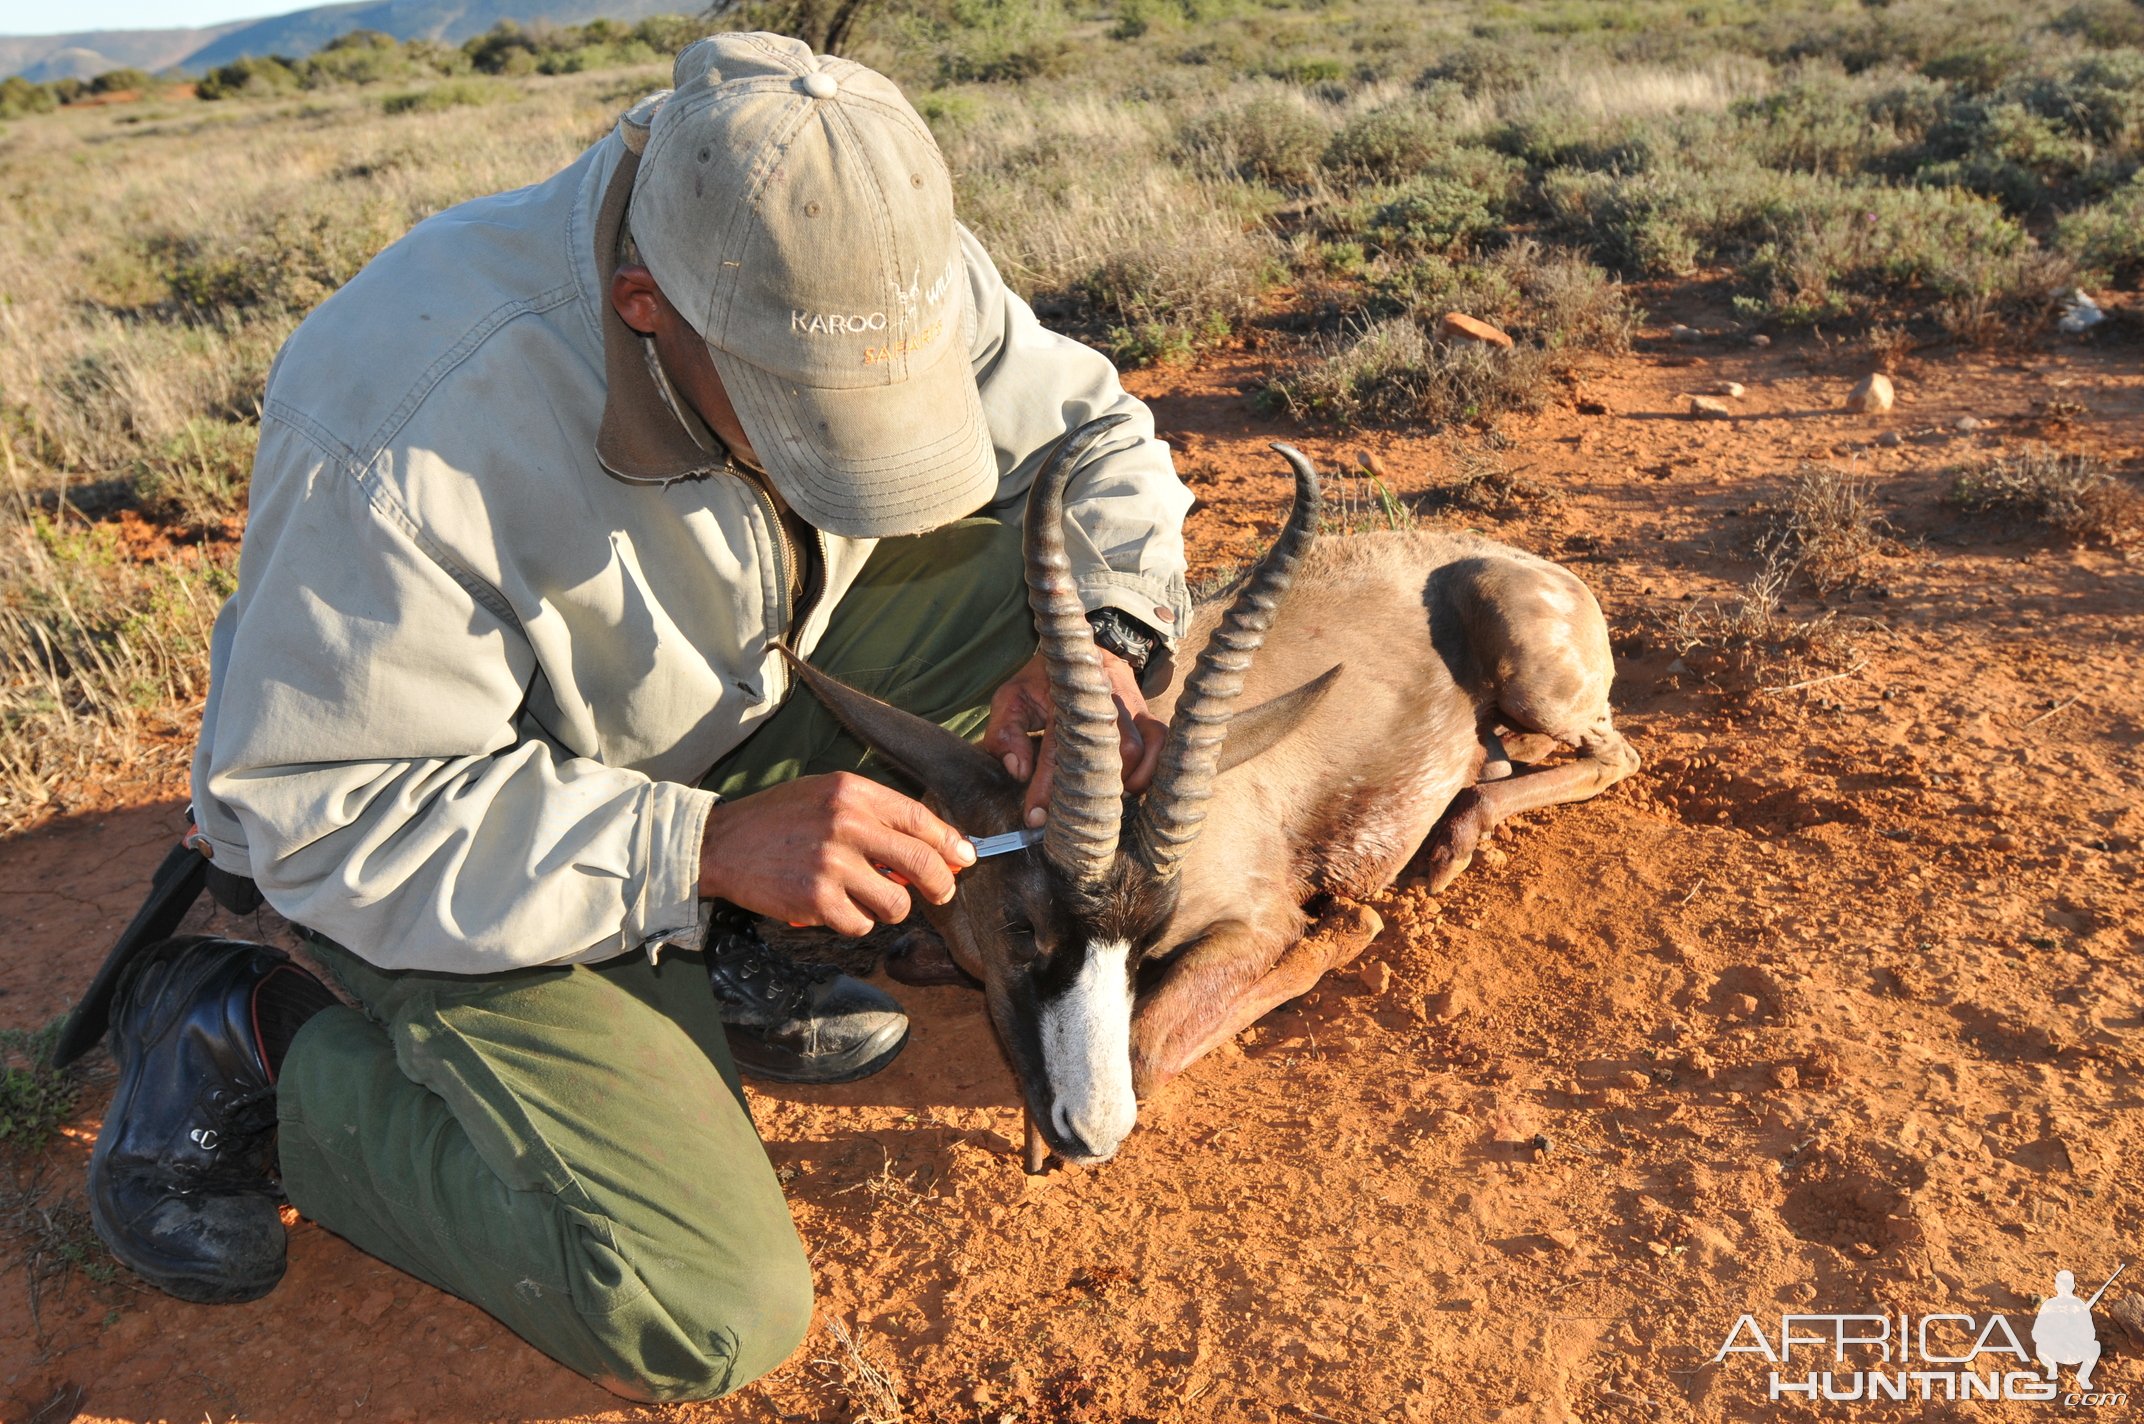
[800,72,838,99]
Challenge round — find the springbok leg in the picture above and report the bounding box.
[1130,901,1383,1096]
[1422,728,1641,892]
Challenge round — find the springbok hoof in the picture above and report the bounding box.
[1423,787,1488,894]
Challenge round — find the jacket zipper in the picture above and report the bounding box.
[741,472,828,638]
[745,475,794,633]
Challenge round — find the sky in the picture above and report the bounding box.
[0,0,292,35]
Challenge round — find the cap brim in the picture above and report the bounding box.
[709,331,998,540]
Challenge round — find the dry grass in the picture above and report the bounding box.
[1765,464,1888,594]
[811,1317,904,1424]
[1423,446,1555,516]
[1945,446,2142,544]
[1672,551,1867,699]
[0,70,665,825]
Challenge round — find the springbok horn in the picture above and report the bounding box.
[1025,414,1134,886]
[1133,443,1321,878]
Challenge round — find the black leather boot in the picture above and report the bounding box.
[88,937,336,1304]
[704,904,909,1084]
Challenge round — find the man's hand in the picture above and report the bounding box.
[982,647,1166,827]
[700,772,976,937]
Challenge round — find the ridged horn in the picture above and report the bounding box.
[1025,414,1134,886]
[1133,443,1321,878]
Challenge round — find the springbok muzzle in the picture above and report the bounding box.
[1035,938,1138,1161]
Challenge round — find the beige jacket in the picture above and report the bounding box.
[189,121,1193,973]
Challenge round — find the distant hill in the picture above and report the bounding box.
[0,1,700,80]
[182,0,695,70]
[0,24,245,81]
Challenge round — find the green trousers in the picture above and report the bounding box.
[275,519,1034,1402]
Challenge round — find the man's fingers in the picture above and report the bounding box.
[1023,727,1056,825]
[820,897,879,939]
[872,784,975,870]
[859,827,959,906]
[839,858,911,928]
[982,684,1043,781]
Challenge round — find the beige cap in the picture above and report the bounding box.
[627,33,996,539]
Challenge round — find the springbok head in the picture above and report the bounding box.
[784,416,1332,1165]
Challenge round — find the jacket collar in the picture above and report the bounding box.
[591,148,736,486]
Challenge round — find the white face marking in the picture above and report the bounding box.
[1037,938,1137,1161]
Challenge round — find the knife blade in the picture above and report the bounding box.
[967,826,1044,859]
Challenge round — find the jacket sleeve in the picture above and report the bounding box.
[190,419,713,973]
[960,225,1195,645]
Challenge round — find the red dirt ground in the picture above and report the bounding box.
[3,311,2141,1424]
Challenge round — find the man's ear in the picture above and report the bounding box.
[610,263,662,336]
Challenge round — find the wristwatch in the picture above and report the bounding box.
[1086,607,1161,678]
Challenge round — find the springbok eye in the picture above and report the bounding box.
[1001,921,1039,966]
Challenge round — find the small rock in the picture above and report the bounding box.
[1769,1064,1800,1091]
[1665,657,1689,676]
[1478,845,1509,871]
[1683,1046,1717,1081]
[1954,414,1984,433]
[1576,397,1610,416]
[1726,992,1761,1020]
[1546,1228,1581,1252]
[1356,959,1392,995]
[1846,373,1895,414]
[1671,324,1702,342]
[1707,380,1746,398]
[1749,333,1772,348]
[1688,395,1733,420]
[1615,1069,1652,1092]
[1876,430,1902,448]
[1426,984,1474,1021]
[1439,312,1514,349]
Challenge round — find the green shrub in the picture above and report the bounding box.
[1180,92,1334,188]
[1946,446,2141,542]
[2055,177,2144,281]
[1359,176,1503,255]
[0,1021,75,1152]
[382,77,510,115]
[1075,216,1276,366]
[1264,242,1633,429]
[1324,102,1448,180]
[0,76,55,119]
[1732,68,1923,176]
[1263,316,1556,428]
[1420,42,1538,97]
[150,206,394,313]
[88,67,155,96]
[196,55,301,101]
[1489,113,1659,174]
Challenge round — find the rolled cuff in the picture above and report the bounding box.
[627,778,718,963]
[1075,568,1192,652]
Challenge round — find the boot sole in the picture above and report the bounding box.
[730,1019,911,1085]
[87,1178,285,1305]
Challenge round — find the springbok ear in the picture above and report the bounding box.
[779,647,1011,804]
[1216,664,1343,774]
